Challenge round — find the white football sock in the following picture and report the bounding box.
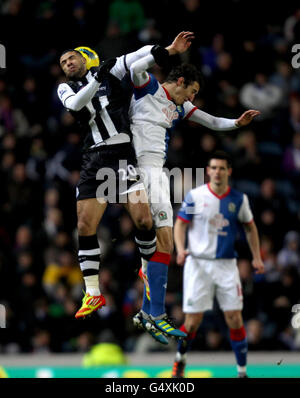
[84,275,101,296]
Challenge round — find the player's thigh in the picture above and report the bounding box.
[183,257,215,313]
[77,198,107,235]
[142,167,173,228]
[149,173,173,229]
[151,201,173,230]
[215,259,243,312]
[156,226,173,254]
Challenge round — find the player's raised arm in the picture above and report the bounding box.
[165,31,194,55]
[110,45,154,80]
[129,31,195,87]
[129,53,156,87]
[235,110,261,127]
[185,104,261,131]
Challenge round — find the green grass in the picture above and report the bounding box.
[3,364,300,378]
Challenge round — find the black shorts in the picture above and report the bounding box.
[76,143,144,202]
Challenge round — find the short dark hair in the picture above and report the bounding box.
[60,49,83,59]
[208,150,232,168]
[165,64,204,89]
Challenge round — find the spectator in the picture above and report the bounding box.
[138,18,162,45]
[246,319,276,350]
[282,131,300,184]
[165,132,187,169]
[0,95,29,137]
[277,231,300,271]
[269,61,299,107]
[254,178,289,249]
[239,73,283,119]
[191,132,219,170]
[108,0,145,35]
[198,33,225,77]
[273,93,300,148]
[18,76,45,126]
[42,250,82,300]
[232,129,262,180]
[95,20,134,60]
[235,40,261,84]
[283,8,300,43]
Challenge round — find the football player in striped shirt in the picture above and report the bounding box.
[58,45,159,320]
[57,36,191,341]
[171,151,264,378]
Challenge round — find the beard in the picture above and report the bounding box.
[66,64,86,79]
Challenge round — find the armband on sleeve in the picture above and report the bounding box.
[150,45,170,68]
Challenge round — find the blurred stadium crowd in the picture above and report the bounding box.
[0,0,300,355]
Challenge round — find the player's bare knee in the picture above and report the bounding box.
[185,323,197,333]
[224,311,243,329]
[135,213,152,230]
[185,314,203,333]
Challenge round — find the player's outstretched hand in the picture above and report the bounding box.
[94,58,117,82]
[176,249,189,266]
[252,258,265,274]
[167,31,195,56]
[235,110,261,127]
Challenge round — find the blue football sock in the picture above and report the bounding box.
[141,285,150,314]
[177,325,196,355]
[230,327,248,367]
[147,252,170,318]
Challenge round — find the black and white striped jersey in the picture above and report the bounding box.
[57,57,134,152]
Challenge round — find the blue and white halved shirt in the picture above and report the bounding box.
[177,184,253,259]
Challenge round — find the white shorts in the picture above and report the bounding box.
[140,165,173,228]
[183,257,243,313]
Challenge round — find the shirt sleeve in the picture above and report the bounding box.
[183,101,198,119]
[110,45,153,81]
[238,194,254,224]
[57,83,76,108]
[130,54,155,87]
[177,191,195,223]
[184,103,238,131]
[133,73,159,100]
[57,79,100,111]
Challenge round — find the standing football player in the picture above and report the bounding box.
[171,151,264,378]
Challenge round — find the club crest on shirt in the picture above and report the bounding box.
[58,87,67,97]
[187,298,194,306]
[209,213,229,236]
[176,105,184,117]
[228,202,236,213]
[162,103,179,124]
[158,211,167,221]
